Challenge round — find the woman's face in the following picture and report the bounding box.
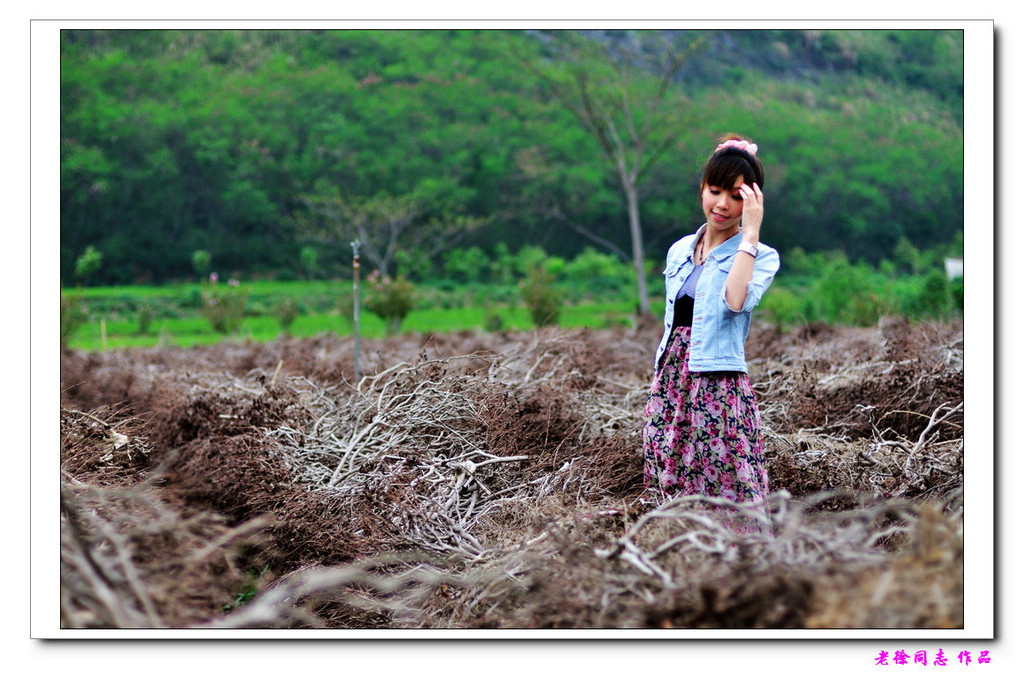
[701,175,747,237]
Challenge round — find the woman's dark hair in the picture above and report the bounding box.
[700,138,765,192]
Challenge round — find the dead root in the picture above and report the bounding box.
[60,478,273,628]
[196,489,961,629]
[57,319,965,629]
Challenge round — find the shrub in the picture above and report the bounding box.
[275,296,300,333]
[75,245,103,285]
[893,237,922,274]
[364,272,416,335]
[758,287,805,328]
[564,248,632,298]
[393,250,432,282]
[949,276,964,313]
[811,253,889,326]
[136,304,155,336]
[911,268,952,318]
[545,256,567,278]
[191,249,212,277]
[489,242,516,285]
[180,287,203,311]
[200,274,248,334]
[514,245,548,277]
[481,300,506,332]
[565,247,626,279]
[60,291,88,347]
[443,246,490,283]
[300,246,319,279]
[519,264,564,327]
[483,311,505,332]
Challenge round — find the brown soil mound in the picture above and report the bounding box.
[59,319,964,629]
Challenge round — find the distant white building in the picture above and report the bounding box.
[944,257,963,280]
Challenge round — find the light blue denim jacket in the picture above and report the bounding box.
[654,224,780,373]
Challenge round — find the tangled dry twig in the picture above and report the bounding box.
[58,320,966,629]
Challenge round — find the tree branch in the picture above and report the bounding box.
[548,207,631,263]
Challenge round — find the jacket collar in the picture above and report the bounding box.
[691,224,744,263]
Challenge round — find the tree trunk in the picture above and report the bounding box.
[625,182,650,316]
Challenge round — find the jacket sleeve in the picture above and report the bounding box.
[719,245,780,314]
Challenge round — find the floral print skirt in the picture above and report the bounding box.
[642,326,770,531]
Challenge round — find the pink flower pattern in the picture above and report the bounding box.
[642,326,770,510]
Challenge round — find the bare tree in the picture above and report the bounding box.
[299,190,483,278]
[514,30,705,315]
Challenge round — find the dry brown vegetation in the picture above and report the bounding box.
[59,317,964,630]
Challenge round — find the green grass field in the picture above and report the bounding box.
[62,267,962,351]
[64,291,654,351]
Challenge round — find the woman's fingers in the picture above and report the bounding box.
[740,183,763,231]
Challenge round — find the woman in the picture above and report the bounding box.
[642,137,780,522]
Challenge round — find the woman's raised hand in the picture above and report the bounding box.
[739,182,764,237]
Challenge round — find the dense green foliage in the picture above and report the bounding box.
[61,238,963,351]
[61,28,963,287]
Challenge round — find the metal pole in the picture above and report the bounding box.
[351,240,361,386]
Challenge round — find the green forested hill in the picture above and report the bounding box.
[60,28,964,285]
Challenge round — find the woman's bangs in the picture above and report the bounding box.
[703,156,751,189]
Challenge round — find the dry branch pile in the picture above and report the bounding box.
[59,318,965,629]
[750,319,965,507]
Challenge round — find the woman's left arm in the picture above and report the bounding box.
[725,182,764,311]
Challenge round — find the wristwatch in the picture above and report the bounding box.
[737,242,758,258]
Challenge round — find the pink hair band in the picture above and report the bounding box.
[716,139,758,156]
